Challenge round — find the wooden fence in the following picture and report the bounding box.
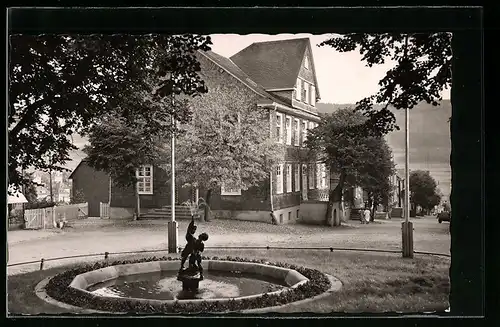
[24,203,88,230]
[100,202,110,219]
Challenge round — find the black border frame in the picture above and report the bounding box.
[4,5,490,327]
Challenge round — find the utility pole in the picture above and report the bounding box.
[167,92,178,254]
[402,106,414,258]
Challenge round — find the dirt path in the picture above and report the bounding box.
[7,216,450,275]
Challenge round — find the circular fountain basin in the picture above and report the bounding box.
[68,260,309,308]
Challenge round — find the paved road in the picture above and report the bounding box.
[7,215,449,275]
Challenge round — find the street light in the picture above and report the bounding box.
[167,88,181,254]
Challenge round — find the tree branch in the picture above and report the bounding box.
[9,96,52,137]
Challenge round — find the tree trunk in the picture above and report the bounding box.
[108,177,112,205]
[134,183,140,220]
[371,200,378,222]
[204,189,212,222]
[325,172,345,227]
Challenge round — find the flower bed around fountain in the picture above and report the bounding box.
[44,256,332,313]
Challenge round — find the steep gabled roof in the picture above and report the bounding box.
[230,38,309,90]
[199,50,271,98]
[198,50,289,107]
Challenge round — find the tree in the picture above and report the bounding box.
[161,84,285,221]
[307,107,394,225]
[357,137,396,221]
[84,115,167,218]
[83,35,212,218]
[409,170,441,214]
[319,33,452,136]
[8,34,211,193]
[21,172,38,203]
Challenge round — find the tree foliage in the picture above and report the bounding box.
[409,170,441,211]
[319,33,452,136]
[21,172,38,203]
[8,34,211,193]
[307,107,395,224]
[357,137,396,217]
[161,84,285,219]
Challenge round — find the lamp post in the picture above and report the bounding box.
[167,91,179,254]
[402,106,414,258]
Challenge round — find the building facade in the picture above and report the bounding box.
[70,38,330,223]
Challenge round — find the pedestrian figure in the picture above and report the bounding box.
[363,207,371,224]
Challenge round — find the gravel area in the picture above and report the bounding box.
[7,216,450,276]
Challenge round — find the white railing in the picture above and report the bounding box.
[317,189,330,202]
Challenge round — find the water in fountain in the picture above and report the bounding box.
[87,270,286,300]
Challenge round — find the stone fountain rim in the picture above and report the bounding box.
[67,260,309,305]
[36,259,322,313]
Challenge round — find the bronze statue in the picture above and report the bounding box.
[189,232,209,278]
[179,215,197,271]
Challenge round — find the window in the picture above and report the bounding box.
[294,118,300,146]
[309,121,315,131]
[294,164,300,192]
[276,164,284,194]
[286,164,292,193]
[310,85,316,106]
[288,211,291,221]
[316,163,322,188]
[322,163,328,189]
[136,165,153,195]
[296,209,300,219]
[304,82,309,104]
[302,120,308,147]
[285,116,292,145]
[221,169,242,195]
[279,213,283,224]
[304,56,309,69]
[295,78,302,101]
[308,165,315,189]
[302,164,308,190]
[276,112,283,143]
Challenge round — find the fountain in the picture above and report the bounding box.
[176,215,208,293]
[36,212,340,313]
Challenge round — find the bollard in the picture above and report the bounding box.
[40,258,44,271]
[104,252,109,261]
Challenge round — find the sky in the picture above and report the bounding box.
[209,33,451,104]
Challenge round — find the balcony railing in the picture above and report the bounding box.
[307,188,330,202]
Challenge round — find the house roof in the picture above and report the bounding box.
[230,38,310,90]
[198,50,290,107]
[68,159,88,179]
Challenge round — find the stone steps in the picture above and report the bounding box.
[139,206,200,220]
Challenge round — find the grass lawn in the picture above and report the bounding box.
[8,249,450,315]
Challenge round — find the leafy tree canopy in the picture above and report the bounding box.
[319,33,452,136]
[8,34,211,193]
[307,107,395,224]
[163,84,285,194]
[409,170,441,210]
